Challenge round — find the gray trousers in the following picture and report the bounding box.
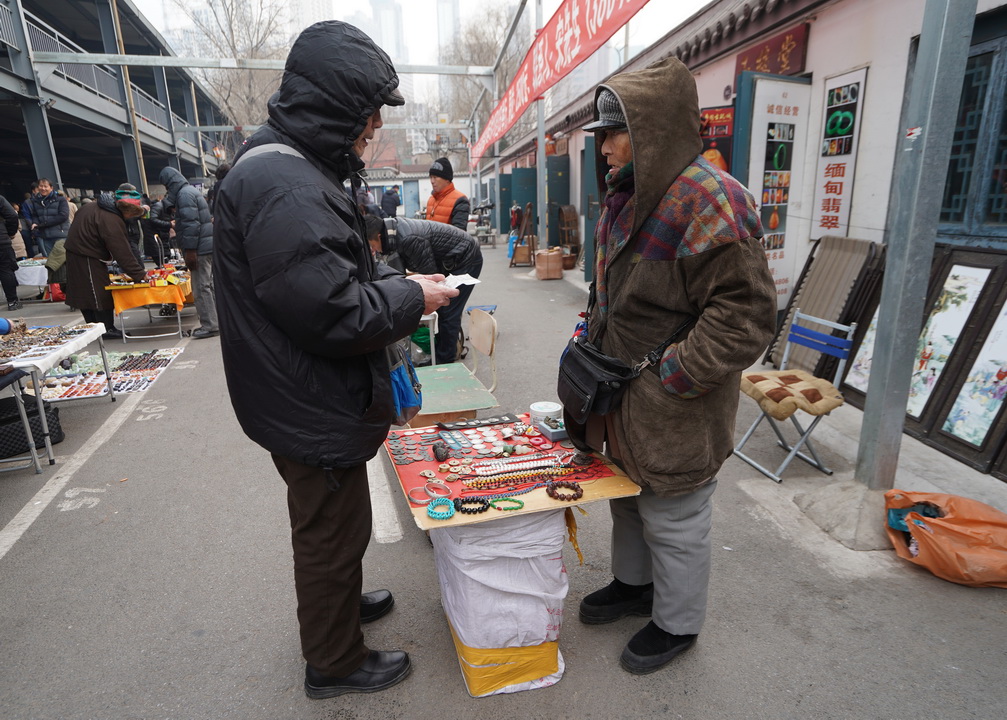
[610,479,717,635]
[191,253,218,332]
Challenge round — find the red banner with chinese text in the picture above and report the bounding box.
[471,0,651,163]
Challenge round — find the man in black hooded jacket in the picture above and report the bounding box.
[212,21,456,700]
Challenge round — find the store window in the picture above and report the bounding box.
[939,21,1007,240]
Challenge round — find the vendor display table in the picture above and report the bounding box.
[15,260,49,288]
[106,280,192,342]
[383,415,639,696]
[386,419,638,530]
[9,323,114,464]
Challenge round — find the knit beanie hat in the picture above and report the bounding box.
[429,157,453,182]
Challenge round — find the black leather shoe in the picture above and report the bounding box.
[360,589,394,624]
[619,621,697,675]
[304,650,411,699]
[579,578,653,624]
[102,328,123,340]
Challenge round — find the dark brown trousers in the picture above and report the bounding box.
[271,455,372,677]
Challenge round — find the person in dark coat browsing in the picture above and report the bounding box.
[63,191,147,339]
[211,20,456,701]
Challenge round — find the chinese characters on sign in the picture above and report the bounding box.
[471,0,651,162]
[734,24,809,85]
[811,68,867,239]
[745,78,811,310]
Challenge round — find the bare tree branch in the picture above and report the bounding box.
[169,0,287,158]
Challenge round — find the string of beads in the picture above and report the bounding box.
[546,480,584,501]
[454,498,491,514]
[463,466,575,489]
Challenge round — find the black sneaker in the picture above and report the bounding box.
[304,650,411,700]
[619,621,697,674]
[6,300,23,311]
[579,578,653,624]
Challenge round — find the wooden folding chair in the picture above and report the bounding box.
[466,308,497,393]
[733,309,857,483]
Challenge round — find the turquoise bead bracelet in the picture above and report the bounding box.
[427,497,455,520]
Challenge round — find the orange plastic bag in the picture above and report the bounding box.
[884,489,1007,588]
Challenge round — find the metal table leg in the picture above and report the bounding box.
[27,370,55,465]
[7,382,42,474]
[96,335,117,403]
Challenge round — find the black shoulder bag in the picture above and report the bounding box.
[557,311,695,425]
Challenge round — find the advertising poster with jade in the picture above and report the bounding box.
[700,106,734,173]
[747,78,811,309]
[810,68,867,240]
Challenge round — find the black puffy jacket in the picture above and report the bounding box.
[159,167,212,254]
[388,217,481,275]
[29,191,69,242]
[212,21,424,469]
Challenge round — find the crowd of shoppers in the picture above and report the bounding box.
[0,167,223,338]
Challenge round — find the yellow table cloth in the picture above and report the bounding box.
[105,280,193,316]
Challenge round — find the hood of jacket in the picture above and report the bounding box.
[261,21,401,182]
[158,166,188,204]
[593,57,702,239]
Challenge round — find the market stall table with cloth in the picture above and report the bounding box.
[382,415,639,697]
[106,280,193,342]
[15,260,49,288]
[9,323,115,464]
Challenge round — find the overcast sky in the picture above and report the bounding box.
[131,0,710,66]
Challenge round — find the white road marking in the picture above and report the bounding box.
[367,455,403,544]
[0,391,146,561]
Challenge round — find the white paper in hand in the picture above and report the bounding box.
[444,274,481,289]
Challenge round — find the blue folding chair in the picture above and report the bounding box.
[733,309,857,483]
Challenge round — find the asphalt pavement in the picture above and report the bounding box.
[1,249,1005,720]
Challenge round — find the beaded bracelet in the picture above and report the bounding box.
[490,497,524,511]
[427,497,455,520]
[407,487,432,505]
[546,480,584,501]
[453,498,491,514]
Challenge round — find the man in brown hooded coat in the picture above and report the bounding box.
[568,58,777,674]
[64,188,147,339]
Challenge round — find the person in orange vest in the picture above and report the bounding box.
[425,157,469,230]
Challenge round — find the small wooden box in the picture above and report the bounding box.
[535,250,563,280]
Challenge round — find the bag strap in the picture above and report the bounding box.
[583,282,695,373]
[636,317,697,373]
[235,143,307,164]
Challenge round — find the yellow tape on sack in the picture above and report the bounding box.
[448,621,559,697]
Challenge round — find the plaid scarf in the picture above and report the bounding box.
[594,162,635,315]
